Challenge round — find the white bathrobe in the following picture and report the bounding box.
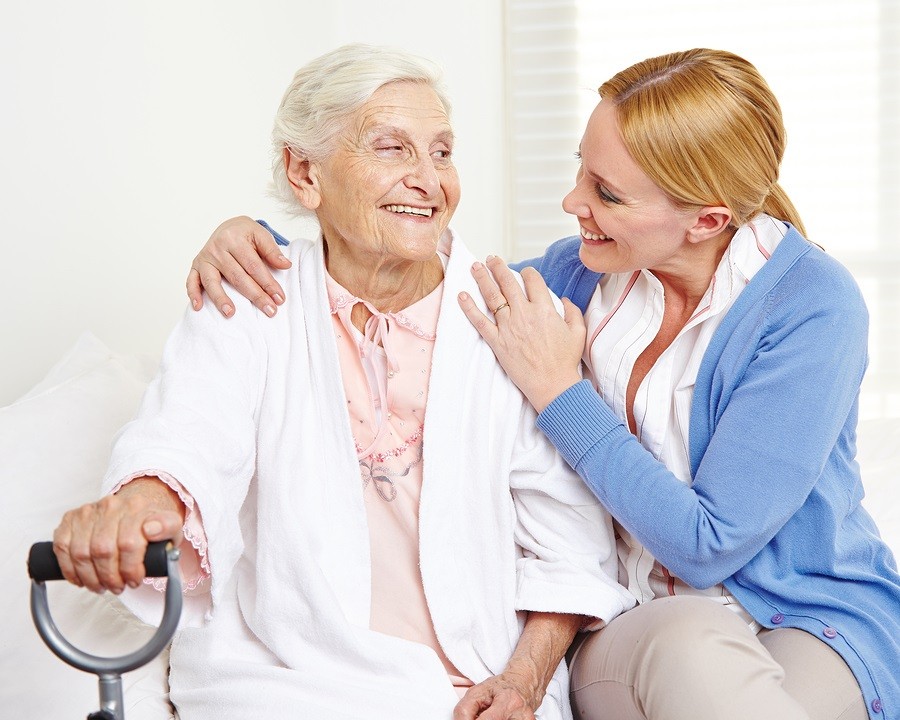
[104,230,634,720]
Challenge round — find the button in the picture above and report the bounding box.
[872,699,883,714]
[823,627,838,639]
[770,613,785,625]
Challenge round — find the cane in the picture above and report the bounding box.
[27,541,182,720]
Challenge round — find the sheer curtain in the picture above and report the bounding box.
[504,0,900,419]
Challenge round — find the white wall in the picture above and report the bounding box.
[0,1,506,405]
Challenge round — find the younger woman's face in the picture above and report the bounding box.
[562,100,700,276]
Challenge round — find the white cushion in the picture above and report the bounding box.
[0,334,172,719]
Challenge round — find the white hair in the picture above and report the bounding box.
[271,43,452,215]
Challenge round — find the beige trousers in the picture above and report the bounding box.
[567,596,866,720]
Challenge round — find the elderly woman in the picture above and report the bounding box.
[51,45,634,720]
[189,49,900,720]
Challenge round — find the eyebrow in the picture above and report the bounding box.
[365,124,455,145]
[578,143,627,198]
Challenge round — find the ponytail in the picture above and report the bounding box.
[762,182,807,237]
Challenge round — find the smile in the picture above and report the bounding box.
[384,204,434,218]
[580,226,611,242]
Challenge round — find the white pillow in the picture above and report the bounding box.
[0,336,173,719]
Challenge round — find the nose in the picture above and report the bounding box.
[562,180,590,219]
[405,154,441,197]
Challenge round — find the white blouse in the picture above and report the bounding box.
[583,214,788,630]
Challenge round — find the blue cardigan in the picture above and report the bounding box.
[517,230,899,719]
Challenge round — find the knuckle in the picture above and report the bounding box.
[90,538,116,561]
[243,257,264,276]
[70,545,93,565]
[117,535,142,555]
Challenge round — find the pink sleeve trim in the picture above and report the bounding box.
[112,471,211,593]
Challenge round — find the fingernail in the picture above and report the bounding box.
[273,294,284,305]
[459,292,470,301]
[222,305,234,317]
[486,255,496,261]
[143,520,162,536]
[263,304,276,317]
[191,298,200,309]
[128,580,140,589]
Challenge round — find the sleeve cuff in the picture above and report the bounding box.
[536,380,625,467]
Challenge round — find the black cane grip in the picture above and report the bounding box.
[28,540,172,582]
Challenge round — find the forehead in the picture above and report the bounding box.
[351,81,452,137]
[583,100,626,159]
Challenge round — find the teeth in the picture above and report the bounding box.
[385,204,433,217]
[581,227,610,241]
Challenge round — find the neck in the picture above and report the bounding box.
[324,237,444,329]
[650,226,735,315]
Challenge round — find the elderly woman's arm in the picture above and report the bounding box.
[186,216,291,318]
[454,612,582,720]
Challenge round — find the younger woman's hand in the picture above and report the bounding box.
[457,256,585,413]
[187,216,292,318]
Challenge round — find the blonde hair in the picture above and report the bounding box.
[271,43,451,215]
[599,49,806,236]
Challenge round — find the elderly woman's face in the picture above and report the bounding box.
[306,81,460,264]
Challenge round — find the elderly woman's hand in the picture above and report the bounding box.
[186,216,292,318]
[52,477,186,594]
[458,256,585,413]
[453,673,538,720]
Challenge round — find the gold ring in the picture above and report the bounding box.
[492,301,510,314]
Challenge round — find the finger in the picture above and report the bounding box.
[519,267,553,305]
[117,509,183,588]
[195,260,236,318]
[453,687,489,720]
[458,291,500,344]
[52,516,81,587]
[562,297,586,332]
[67,504,105,592]
[470,261,508,314]
[255,234,293,272]
[484,256,528,307]
[472,698,522,720]
[186,267,204,311]
[91,496,129,593]
[115,509,151,589]
[228,245,284,315]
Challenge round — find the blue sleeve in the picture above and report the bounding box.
[256,219,291,247]
[509,236,601,313]
[535,262,869,589]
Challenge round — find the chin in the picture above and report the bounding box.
[578,243,613,273]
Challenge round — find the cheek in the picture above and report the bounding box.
[442,169,461,207]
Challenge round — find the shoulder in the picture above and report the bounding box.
[511,236,583,276]
[770,230,867,320]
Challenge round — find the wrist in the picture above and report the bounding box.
[528,374,582,414]
[497,665,544,711]
[116,476,187,523]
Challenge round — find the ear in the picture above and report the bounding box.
[687,206,733,244]
[284,147,322,210]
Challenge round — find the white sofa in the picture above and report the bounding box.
[2,333,897,718]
